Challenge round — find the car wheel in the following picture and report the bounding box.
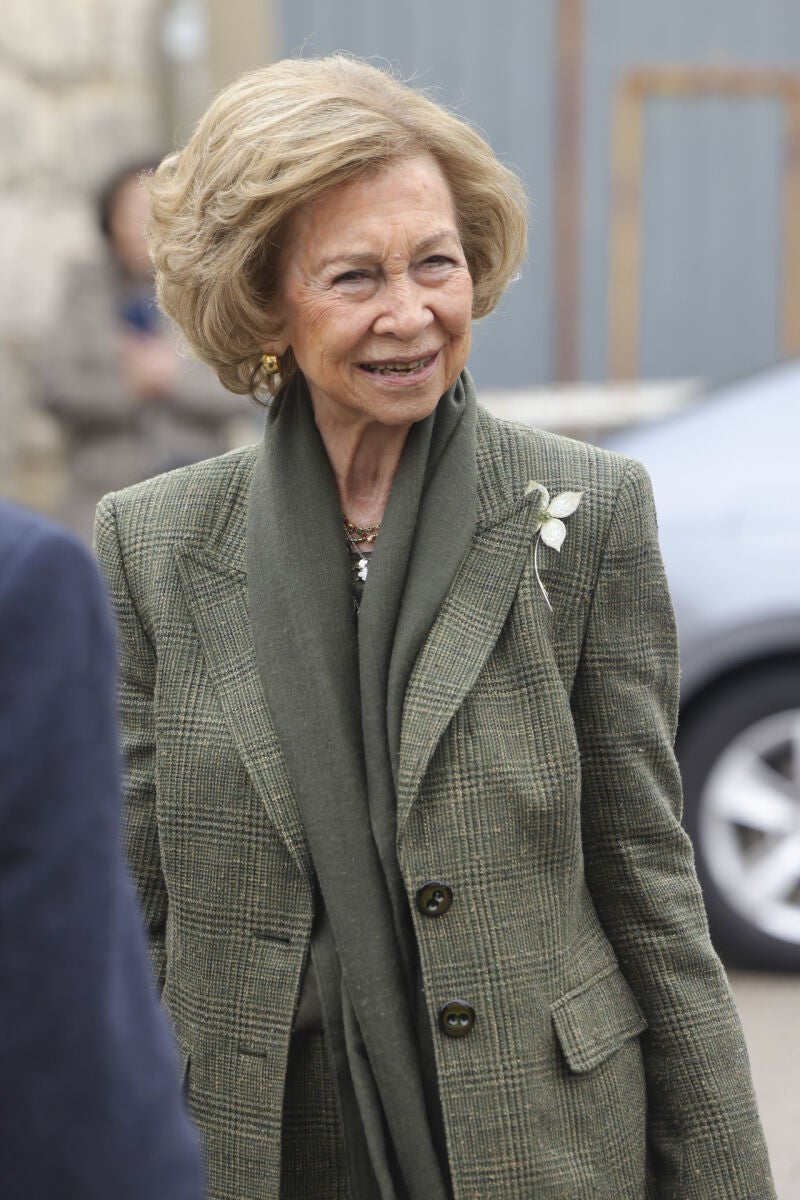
[677,662,800,970]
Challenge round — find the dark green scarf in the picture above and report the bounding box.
[246,371,477,1198]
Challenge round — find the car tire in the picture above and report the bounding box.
[677,661,800,970]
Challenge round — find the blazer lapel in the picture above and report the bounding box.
[174,539,313,886]
[396,487,547,837]
[171,408,546,875]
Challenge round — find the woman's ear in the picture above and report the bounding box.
[260,335,289,357]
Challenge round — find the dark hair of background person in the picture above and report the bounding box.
[98,158,162,242]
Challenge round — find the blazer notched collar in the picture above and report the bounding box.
[173,416,547,884]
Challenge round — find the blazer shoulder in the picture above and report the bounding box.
[475,406,639,524]
[96,443,258,554]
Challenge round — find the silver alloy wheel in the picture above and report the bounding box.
[699,708,800,945]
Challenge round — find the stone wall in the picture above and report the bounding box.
[0,0,164,511]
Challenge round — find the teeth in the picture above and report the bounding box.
[364,356,432,375]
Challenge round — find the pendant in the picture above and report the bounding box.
[356,557,369,582]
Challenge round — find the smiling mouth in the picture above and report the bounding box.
[359,353,437,376]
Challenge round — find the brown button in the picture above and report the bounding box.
[439,999,475,1038]
[416,881,453,918]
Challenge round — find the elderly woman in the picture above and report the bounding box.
[95,55,775,1200]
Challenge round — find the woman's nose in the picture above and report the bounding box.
[372,278,434,339]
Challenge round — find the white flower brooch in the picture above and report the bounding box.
[524,483,583,612]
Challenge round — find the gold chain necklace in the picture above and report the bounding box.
[342,515,380,584]
[342,516,381,546]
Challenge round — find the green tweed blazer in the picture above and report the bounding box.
[95,407,775,1200]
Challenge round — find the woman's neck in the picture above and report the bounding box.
[314,410,411,527]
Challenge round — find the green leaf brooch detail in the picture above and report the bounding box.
[525,483,583,612]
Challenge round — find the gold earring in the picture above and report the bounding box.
[262,353,279,374]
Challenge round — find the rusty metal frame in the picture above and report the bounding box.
[609,67,800,381]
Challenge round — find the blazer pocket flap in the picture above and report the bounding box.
[551,964,647,1074]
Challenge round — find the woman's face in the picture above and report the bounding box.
[109,176,153,278]
[270,155,473,431]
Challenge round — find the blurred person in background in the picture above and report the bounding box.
[0,499,205,1200]
[41,159,236,543]
[96,57,775,1200]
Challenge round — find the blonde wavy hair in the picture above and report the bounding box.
[147,54,528,401]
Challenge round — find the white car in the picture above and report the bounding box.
[607,361,800,969]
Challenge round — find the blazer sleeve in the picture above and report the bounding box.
[570,459,776,1198]
[94,494,168,993]
[0,514,203,1200]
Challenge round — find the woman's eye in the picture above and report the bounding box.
[334,270,370,285]
[424,255,452,267]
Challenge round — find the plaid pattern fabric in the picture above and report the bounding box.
[95,408,775,1200]
[280,1034,350,1199]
